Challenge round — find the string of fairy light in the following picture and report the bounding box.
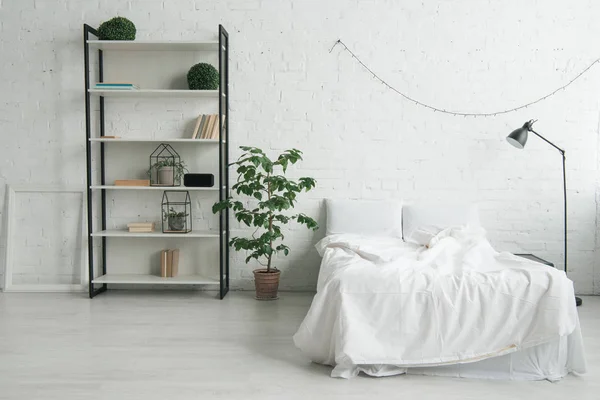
[329,39,600,118]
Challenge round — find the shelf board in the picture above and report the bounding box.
[90,185,220,191]
[91,230,220,238]
[92,273,219,285]
[87,40,219,51]
[88,89,218,98]
[90,138,221,143]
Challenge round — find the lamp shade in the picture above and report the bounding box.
[507,126,528,149]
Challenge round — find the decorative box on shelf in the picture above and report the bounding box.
[149,144,184,187]
[161,191,192,234]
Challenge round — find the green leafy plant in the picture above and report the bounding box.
[163,207,188,220]
[187,63,219,90]
[148,159,188,185]
[212,146,318,273]
[98,17,136,41]
[163,207,188,231]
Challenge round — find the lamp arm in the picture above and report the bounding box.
[529,129,565,154]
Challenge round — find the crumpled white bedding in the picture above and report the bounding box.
[293,227,586,379]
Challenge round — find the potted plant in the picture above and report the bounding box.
[212,146,318,300]
[149,159,187,186]
[163,207,188,231]
[97,17,136,40]
[187,63,219,90]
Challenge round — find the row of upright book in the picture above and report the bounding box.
[191,114,224,139]
[90,84,223,140]
[160,249,180,277]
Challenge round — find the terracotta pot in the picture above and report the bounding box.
[253,268,280,300]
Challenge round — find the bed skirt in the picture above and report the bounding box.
[332,323,587,380]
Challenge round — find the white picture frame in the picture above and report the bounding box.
[3,185,87,292]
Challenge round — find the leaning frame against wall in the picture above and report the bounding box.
[82,24,230,299]
[3,185,87,293]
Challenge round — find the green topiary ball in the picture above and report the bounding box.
[98,17,136,41]
[187,63,219,90]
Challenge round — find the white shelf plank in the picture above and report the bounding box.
[87,40,219,51]
[92,274,219,285]
[91,229,219,238]
[90,138,221,143]
[88,89,218,98]
[90,185,220,191]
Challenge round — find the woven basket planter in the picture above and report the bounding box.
[253,269,280,300]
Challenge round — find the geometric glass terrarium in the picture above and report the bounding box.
[161,191,192,234]
[149,143,185,186]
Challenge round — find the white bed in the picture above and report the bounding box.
[293,200,586,380]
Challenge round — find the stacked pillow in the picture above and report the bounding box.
[325,199,480,245]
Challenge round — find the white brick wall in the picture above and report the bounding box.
[1,0,600,294]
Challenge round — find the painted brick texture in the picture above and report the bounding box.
[1,1,600,293]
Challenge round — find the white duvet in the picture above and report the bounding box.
[293,227,584,378]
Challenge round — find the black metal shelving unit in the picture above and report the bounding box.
[83,24,230,299]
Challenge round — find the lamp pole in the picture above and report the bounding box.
[529,129,568,273]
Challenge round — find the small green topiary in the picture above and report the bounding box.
[187,63,219,90]
[98,17,136,41]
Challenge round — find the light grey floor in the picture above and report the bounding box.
[0,291,598,400]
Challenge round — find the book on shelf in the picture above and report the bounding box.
[158,248,180,277]
[127,222,154,228]
[94,83,139,90]
[207,115,217,139]
[199,115,209,139]
[168,249,180,277]
[212,115,224,139]
[191,115,203,139]
[160,250,169,277]
[127,222,155,233]
[201,115,217,139]
[129,228,154,233]
[189,114,222,140]
[96,82,137,86]
[114,179,150,186]
[199,114,212,139]
[93,87,139,90]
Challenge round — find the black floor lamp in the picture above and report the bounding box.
[506,120,582,307]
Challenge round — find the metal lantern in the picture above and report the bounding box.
[161,191,192,234]
[149,143,182,186]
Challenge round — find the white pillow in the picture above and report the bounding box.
[325,199,403,238]
[402,204,480,245]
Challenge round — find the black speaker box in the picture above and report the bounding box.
[184,173,214,187]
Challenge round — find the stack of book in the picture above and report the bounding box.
[94,82,139,90]
[191,114,224,139]
[160,249,180,278]
[127,222,155,233]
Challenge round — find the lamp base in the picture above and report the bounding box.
[576,296,582,307]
